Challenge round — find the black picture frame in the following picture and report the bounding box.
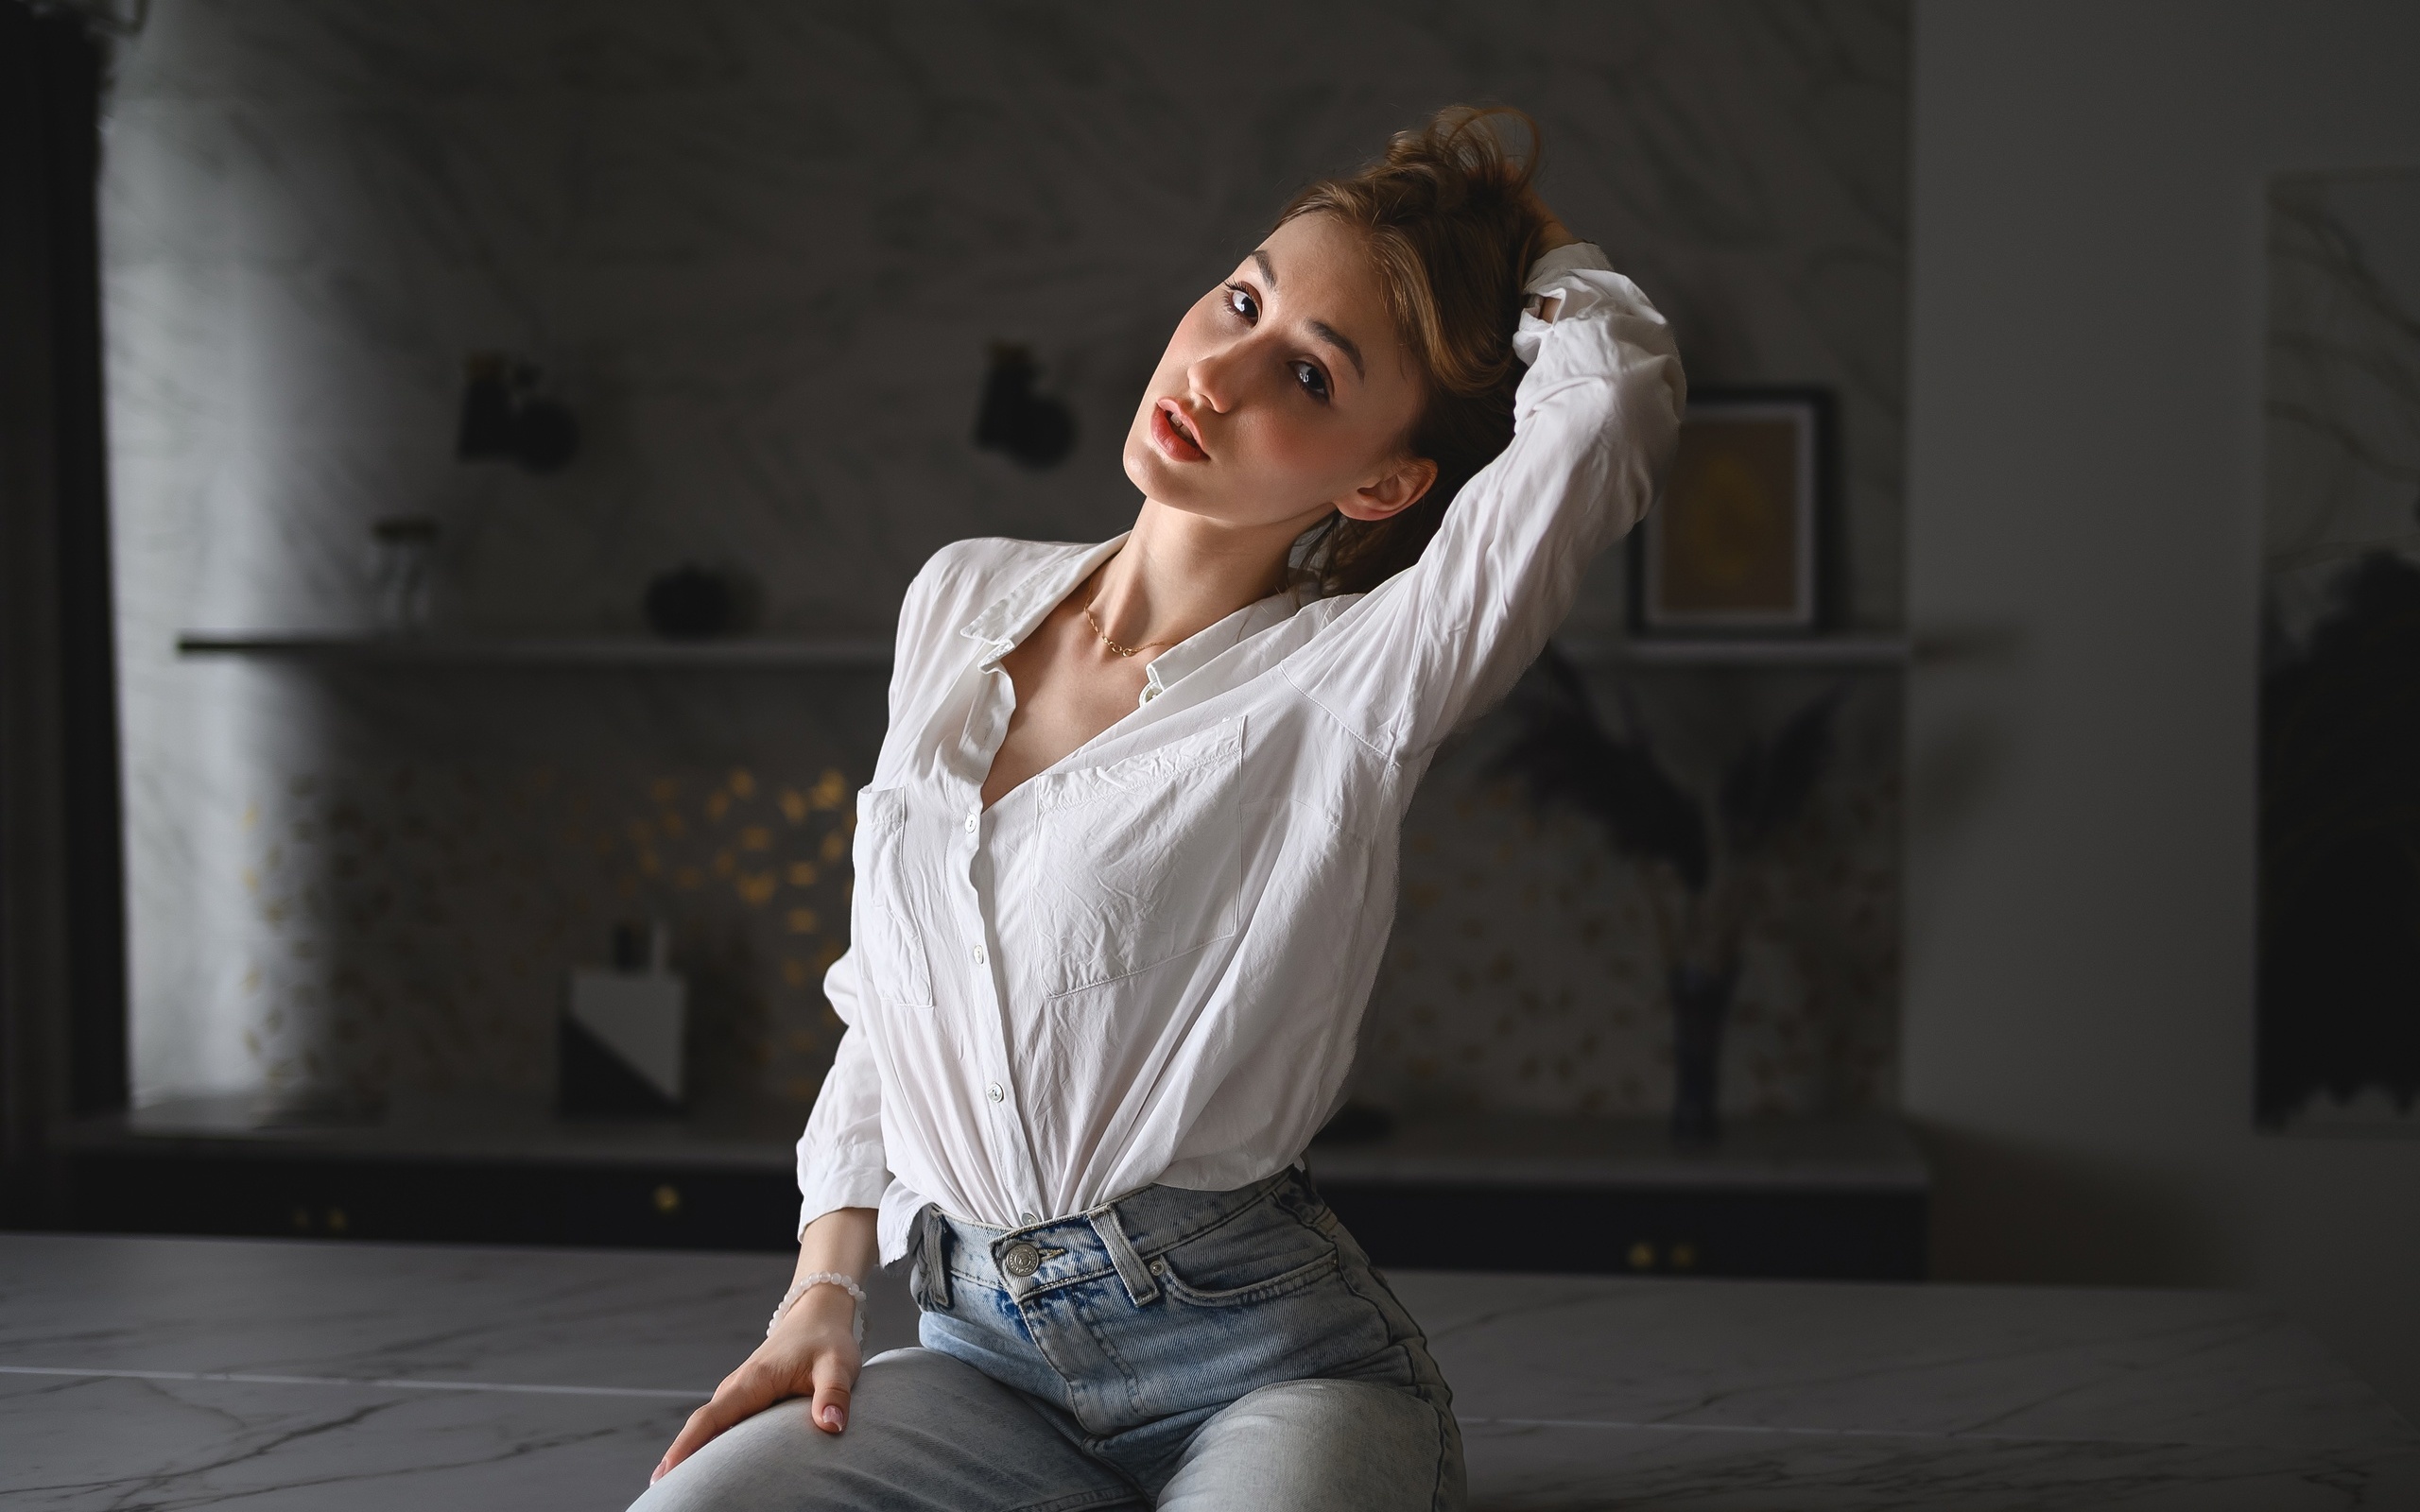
[1629,387,1838,638]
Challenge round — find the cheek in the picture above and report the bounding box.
[1236,408,1392,500]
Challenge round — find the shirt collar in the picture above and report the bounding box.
[959,534,1131,667]
[1138,586,1306,705]
[958,533,1310,702]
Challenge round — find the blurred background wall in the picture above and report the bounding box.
[103,2,1910,1129]
[1908,0,2420,1422]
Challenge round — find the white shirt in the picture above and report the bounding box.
[797,245,1685,1261]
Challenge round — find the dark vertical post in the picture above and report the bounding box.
[42,11,129,1121]
[0,1,127,1222]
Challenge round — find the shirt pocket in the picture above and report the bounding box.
[853,786,935,1008]
[1029,718,1245,999]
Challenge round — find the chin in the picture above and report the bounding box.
[1123,427,1199,507]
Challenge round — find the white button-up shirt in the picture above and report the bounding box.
[797,245,1684,1261]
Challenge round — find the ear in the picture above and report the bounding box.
[1335,456,1440,522]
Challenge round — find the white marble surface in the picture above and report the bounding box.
[1,1233,2410,1509]
[101,0,1912,1129]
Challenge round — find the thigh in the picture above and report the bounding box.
[1152,1379,1463,1512]
[629,1347,1143,1512]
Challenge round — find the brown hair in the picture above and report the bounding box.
[1282,106,1552,597]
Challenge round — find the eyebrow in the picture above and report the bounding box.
[1249,246,1366,382]
[1308,320,1366,380]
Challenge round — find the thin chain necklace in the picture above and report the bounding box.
[1080,588,1171,659]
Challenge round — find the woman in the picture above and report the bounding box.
[637,106,1682,1512]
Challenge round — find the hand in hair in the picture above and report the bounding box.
[1526,192,1578,255]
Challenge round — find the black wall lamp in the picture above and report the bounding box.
[974,343,1075,468]
[457,352,579,472]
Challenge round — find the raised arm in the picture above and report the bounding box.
[1279,241,1685,759]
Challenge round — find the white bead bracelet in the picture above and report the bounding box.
[768,1271,866,1343]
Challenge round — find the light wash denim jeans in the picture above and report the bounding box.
[632,1167,1463,1511]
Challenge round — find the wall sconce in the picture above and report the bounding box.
[974,343,1075,468]
[457,352,579,472]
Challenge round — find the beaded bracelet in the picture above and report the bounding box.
[768,1271,867,1343]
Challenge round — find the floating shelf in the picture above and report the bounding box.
[1559,634,1910,668]
[177,629,1911,671]
[174,631,894,668]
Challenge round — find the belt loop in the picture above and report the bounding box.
[1089,1200,1159,1308]
[910,1205,952,1311]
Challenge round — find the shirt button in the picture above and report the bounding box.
[986,1082,1005,1103]
[964,813,978,834]
[1020,1211,1039,1226]
[971,943,987,966]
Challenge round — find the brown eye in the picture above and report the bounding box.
[1291,360,1330,404]
[1225,284,1259,322]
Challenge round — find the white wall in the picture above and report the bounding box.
[1908,0,2420,1419]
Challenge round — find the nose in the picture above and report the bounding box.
[1185,335,1252,415]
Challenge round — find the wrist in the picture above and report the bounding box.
[791,1282,856,1323]
[768,1269,866,1342]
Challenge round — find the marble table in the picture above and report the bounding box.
[1,1233,2411,1509]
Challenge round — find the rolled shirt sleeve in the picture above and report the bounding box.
[1277,241,1685,759]
[793,945,890,1238]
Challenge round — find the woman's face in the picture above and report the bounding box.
[1123,213,1436,534]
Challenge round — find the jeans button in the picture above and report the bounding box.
[1002,1242,1041,1278]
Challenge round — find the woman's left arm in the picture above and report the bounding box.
[1279,240,1685,759]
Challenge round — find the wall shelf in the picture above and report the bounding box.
[174,631,894,669]
[1558,634,1910,669]
[177,629,1911,671]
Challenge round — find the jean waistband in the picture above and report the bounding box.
[908,1165,1311,1313]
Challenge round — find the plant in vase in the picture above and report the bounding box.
[1489,647,1841,1146]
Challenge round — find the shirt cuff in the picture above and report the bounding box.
[795,1142,890,1239]
[1514,241,1616,364]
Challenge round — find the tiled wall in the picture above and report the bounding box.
[104,0,1909,1120]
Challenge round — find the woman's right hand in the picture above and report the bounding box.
[651,1283,862,1485]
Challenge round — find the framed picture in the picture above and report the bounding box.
[1631,387,1834,636]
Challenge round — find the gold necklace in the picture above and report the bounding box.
[1081,593,1169,659]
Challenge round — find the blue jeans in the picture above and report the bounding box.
[635,1168,1463,1510]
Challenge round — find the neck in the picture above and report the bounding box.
[1086,497,1318,652]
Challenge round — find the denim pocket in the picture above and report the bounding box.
[1154,1246,1340,1308]
[1148,1182,1346,1310]
[1132,1194,1401,1399]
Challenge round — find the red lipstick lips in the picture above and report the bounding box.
[1151,399,1208,462]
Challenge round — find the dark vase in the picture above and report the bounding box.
[1668,961,1737,1147]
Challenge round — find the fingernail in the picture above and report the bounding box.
[820,1405,844,1432]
